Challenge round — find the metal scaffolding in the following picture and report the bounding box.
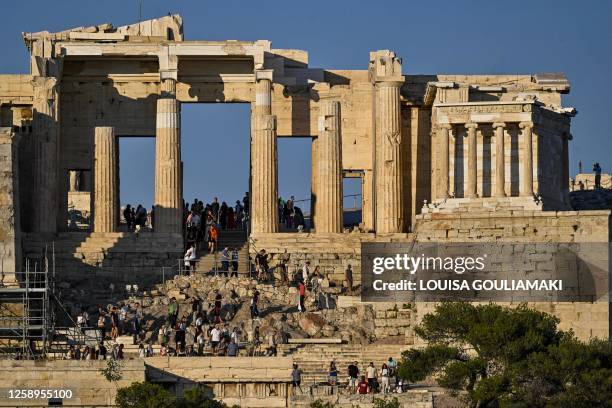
[0,259,54,359]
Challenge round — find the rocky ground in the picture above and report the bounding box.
[58,273,409,346]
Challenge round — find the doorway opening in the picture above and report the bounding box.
[278,137,312,231]
[118,137,155,230]
[343,173,362,228]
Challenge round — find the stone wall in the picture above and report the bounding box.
[0,359,145,406]
[146,356,292,407]
[0,128,21,280]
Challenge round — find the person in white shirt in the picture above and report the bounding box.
[184,244,196,273]
[366,362,377,393]
[381,363,390,394]
[210,325,222,352]
[302,261,311,283]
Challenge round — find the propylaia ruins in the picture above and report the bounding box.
[0,15,609,407]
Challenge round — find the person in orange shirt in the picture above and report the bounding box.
[208,225,218,254]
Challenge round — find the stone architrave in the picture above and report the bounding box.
[251,70,278,233]
[154,77,182,233]
[315,98,343,233]
[93,127,118,233]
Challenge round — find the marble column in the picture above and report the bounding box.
[465,122,478,198]
[315,99,343,233]
[519,122,534,197]
[251,71,278,233]
[32,77,58,233]
[93,127,118,233]
[154,78,182,233]
[375,81,404,233]
[493,122,506,198]
[438,124,451,199]
[562,133,570,204]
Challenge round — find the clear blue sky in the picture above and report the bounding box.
[1,0,610,208]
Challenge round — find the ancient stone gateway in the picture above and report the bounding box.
[0,15,609,340]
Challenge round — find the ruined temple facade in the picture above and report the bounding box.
[0,14,609,341]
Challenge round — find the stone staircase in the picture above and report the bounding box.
[194,230,250,274]
[278,343,410,385]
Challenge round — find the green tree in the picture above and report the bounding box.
[100,359,123,383]
[373,397,401,408]
[398,302,612,407]
[115,382,176,408]
[179,386,232,408]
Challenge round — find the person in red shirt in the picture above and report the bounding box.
[298,281,306,312]
[357,376,369,394]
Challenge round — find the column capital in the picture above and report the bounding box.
[439,123,453,130]
[376,80,404,88]
[254,69,274,82]
[369,50,403,83]
[519,121,533,129]
[464,122,478,129]
[492,122,506,129]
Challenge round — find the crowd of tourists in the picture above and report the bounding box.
[122,204,152,232]
[278,196,306,230]
[291,358,404,396]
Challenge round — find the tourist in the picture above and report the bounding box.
[191,297,201,325]
[220,247,230,276]
[230,327,241,344]
[214,290,223,323]
[250,289,260,319]
[131,313,141,345]
[119,303,129,335]
[227,338,239,356]
[208,224,218,254]
[291,363,303,394]
[184,244,196,274]
[345,264,353,294]
[251,326,262,356]
[381,363,390,394]
[210,324,222,353]
[196,328,206,356]
[255,249,269,280]
[186,344,196,357]
[348,361,359,392]
[266,330,277,356]
[98,342,107,360]
[366,362,377,393]
[231,247,239,277]
[124,204,133,231]
[357,376,369,394]
[594,162,602,188]
[168,297,179,327]
[298,280,306,312]
[329,361,338,386]
[227,207,235,230]
[138,343,145,358]
[301,261,310,283]
[160,345,168,357]
[110,306,119,340]
[97,312,106,340]
[146,343,154,357]
[242,192,249,216]
[210,197,220,221]
[387,356,398,378]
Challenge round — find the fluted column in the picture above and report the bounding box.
[154,78,182,233]
[315,99,343,233]
[562,133,571,204]
[375,81,404,233]
[493,122,506,198]
[251,70,278,233]
[465,122,478,198]
[32,77,58,233]
[438,124,451,199]
[93,127,118,232]
[519,122,534,197]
